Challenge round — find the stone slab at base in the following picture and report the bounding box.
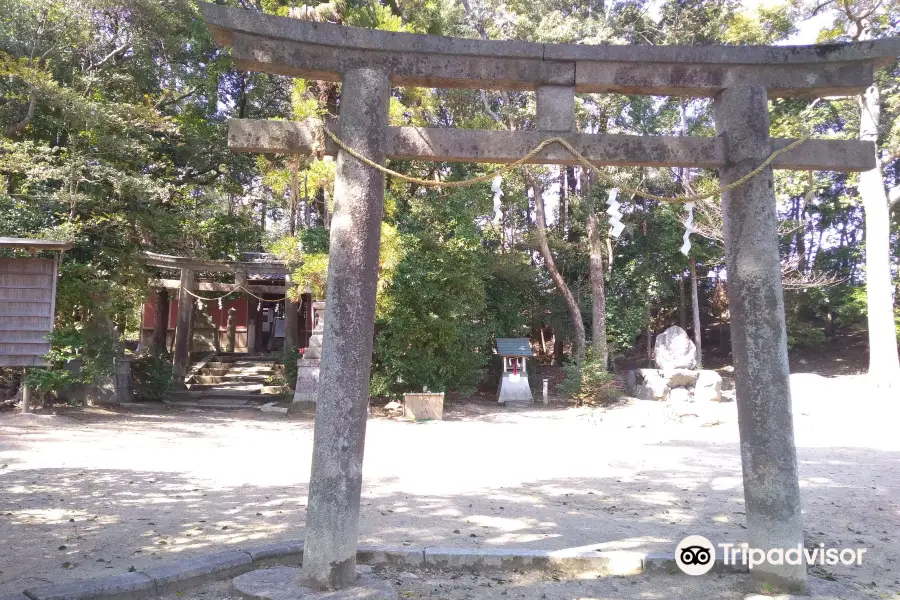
[233,567,397,600]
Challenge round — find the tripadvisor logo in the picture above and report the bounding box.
[675,535,716,575]
[675,535,868,576]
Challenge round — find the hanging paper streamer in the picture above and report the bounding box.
[491,174,504,225]
[606,188,624,237]
[680,201,695,255]
[196,298,203,310]
[218,298,223,310]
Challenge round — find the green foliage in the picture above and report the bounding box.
[131,352,174,402]
[299,228,331,254]
[25,328,83,395]
[786,315,826,350]
[281,346,301,390]
[559,350,620,404]
[292,253,330,299]
[373,234,489,396]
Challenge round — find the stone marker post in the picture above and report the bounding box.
[715,85,806,592]
[172,268,195,385]
[300,67,390,591]
[21,380,30,413]
[293,300,324,404]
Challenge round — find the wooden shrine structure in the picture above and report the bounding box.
[142,252,312,381]
[0,237,71,368]
[201,3,900,593]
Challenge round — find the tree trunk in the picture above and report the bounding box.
[260,199,268,234]
[858,82,900,386]
[690,258,702,366]
[678,274,687,330]
[290,164,299,236]
[531,178,586,366]
[586,208,608,367]
[552,336,564,366]
[558,168,567,234]
[152,288,170,355]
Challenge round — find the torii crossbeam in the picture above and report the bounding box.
[201,3,899,594]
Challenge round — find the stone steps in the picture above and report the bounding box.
[192,374,271,384]
[177,354,287,410]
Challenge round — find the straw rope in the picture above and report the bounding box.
[323,127,809,204]
[178,284,287,303]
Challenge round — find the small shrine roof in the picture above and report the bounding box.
[495,338,533,357]
[0,237,73,251]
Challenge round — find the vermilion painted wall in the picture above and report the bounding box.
[142,296,249,332]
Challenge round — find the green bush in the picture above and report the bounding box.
[785,314,826,350]
[131,352,174,402]
[26,327,83,397]
[281,346,300,389]
[559,350,620,404]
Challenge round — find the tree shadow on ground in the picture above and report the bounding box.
[1,438,897,596]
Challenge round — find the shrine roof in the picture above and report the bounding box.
[0,237,73,251]
[496,338,534,357]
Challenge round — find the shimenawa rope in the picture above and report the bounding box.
[323,126,809,204]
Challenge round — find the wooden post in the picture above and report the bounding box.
[152,287,170,354]
[226,307,237,353]
[237,271,257,354]
[172,268,195,384]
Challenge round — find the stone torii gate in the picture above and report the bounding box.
[201,4,898,594]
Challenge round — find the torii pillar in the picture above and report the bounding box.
[172,268,195,385]
[716,85,804,591]
[300,67,390,591]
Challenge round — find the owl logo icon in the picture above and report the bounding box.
[675,536,716,575]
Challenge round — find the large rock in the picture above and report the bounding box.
[661,369,698,387]
[654,326,697,370]
[627,369,669,401]
[695,370,723,402]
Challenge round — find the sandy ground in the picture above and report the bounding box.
[1,373,898,598]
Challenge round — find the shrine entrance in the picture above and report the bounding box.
[201,5,898,594]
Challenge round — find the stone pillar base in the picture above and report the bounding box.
[293,358,321,403]
[233,566,396,600]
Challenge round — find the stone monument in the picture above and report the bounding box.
[293,301,324,404]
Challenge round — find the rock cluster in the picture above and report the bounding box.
[625,368,726,402]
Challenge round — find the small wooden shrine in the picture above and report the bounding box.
[495,337,533,404]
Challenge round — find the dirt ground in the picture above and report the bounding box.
[1,373,898,598]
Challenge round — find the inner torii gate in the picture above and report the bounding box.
[201,4,898,593]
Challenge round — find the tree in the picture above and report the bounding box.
[794,0,900,386]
